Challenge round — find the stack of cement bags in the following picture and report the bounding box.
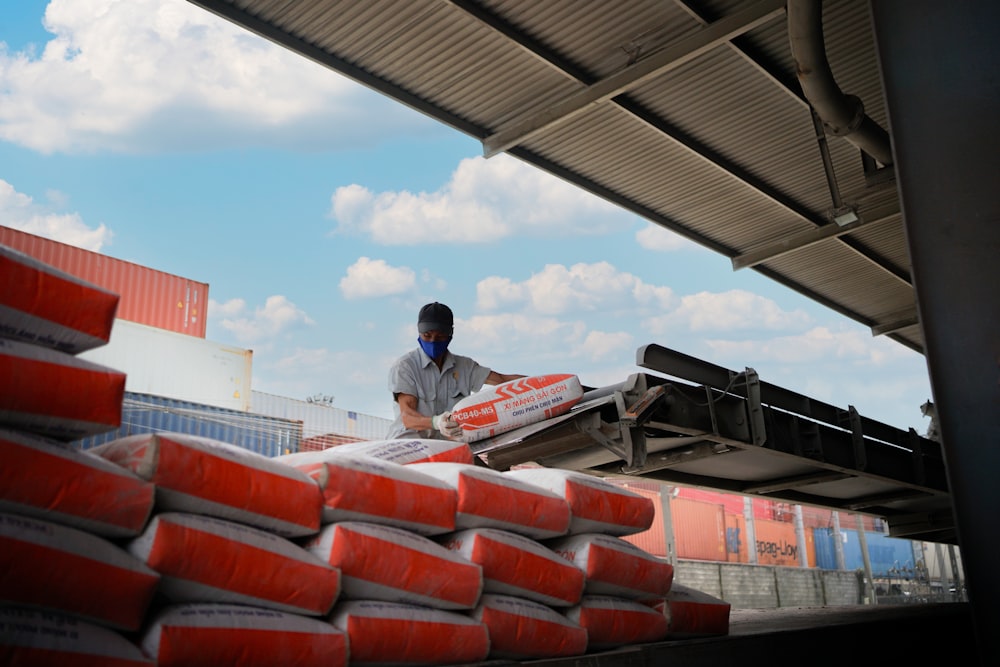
[0,244,155,665]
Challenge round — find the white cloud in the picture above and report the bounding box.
[635,222,698,252]
[0,179,111,250]
[330,154,635,244]
[339,257,417,299]
[0,0,430,154]
[476,261,675,315]
[208,295,314,343]
[704,326,902,366]
[644,289,812,335]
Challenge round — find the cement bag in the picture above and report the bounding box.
[330,600,489,665]
[504,467,654,536]
[451,374,583,442]
[300,437,475,465]
[128,512,340,616]
[645,583,731,636]
[0,606,153,667]
[440,528,584,607]
[471,593,588,659]
[408,462,570,539]
[0,339,125,440]
[0,512,159,631]
[563,595,668,649]
[0,428,154,538]
[0,244,119,354]
[305,521,482,611]
[93,432,323,537]
[547,533,674,599]
[280,452,457,536]
[141,603,348,667]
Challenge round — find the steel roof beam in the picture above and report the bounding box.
[482,0,788,157]
[732,199,901,271]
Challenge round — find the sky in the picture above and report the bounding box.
[0,0,936,434]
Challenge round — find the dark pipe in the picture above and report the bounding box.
[788,0,894,166]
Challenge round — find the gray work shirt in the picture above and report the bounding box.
[385,346,492,439]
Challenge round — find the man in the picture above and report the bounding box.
[386,302,524,440]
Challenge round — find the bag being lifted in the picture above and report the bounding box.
[140,603,349,667]
[451,374,584,442]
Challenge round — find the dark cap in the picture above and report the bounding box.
[418,302,454,334]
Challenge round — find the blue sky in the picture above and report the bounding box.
[1,0,935,432]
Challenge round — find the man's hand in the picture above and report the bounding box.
[431,411,463,440]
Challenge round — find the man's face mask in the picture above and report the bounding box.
[418,336,451,359]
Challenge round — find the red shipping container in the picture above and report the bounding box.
[0,226,208,338]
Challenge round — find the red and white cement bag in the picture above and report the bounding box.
[0,512,159,631]
[306,521,482,611]
[279,452,457,536]
[128,512,340,616]
[440,528,584,607]
[0,244,119,355]
[140,603,349,667]
[330,600,490,665]
[645,583,731,636]
[0,428,154,538]
[547,533,674,599]
[93,432,323,537]
[408,462,570,539]
[564,595,668,649]
[315,438,476,465]
[451,374,584,442]
[0,339,125,440]
[504,467,655,536]
[471,593,588,660]
[0,606,154,667]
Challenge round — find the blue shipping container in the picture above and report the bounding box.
[813,527,920,577]
[73,392,303,457]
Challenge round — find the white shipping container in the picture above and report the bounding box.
[250,391,391,443]
[79,320,252,411]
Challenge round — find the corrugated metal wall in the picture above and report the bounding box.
[249,391,392,444]
[73,392,302,457]
[1,226,208,337]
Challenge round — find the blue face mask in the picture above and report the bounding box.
[418,336,451,360]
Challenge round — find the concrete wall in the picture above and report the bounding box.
[675,561,863,609]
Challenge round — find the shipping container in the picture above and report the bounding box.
[79,319,251,411]
[813,527,923,577]
[249,391,393,445]
[72,391,302,457]
[0,225,208,337]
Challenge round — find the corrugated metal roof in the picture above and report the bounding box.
[190,0,918,352]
